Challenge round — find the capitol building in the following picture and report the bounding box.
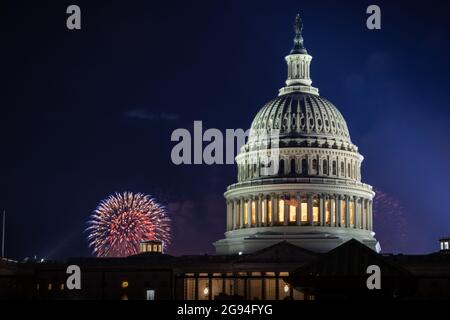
[214,14,379,255]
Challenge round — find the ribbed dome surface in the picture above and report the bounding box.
[250,93,351,144]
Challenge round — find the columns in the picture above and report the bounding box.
[368,200,373,231]
[233,199,238,230]
[345,196,350,228]
[307,194,313,225]
[239,198,244,229]
[336,195,341,227]
[284,195,289,226]
[272,194,278,225]
[247,197,252,228]
[255,196,260,227]
[296,193,301,226]
[319,195,325,226]
[356,197,361,229]
[226,201,231,231]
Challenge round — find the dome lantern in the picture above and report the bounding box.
[279,13,319,96]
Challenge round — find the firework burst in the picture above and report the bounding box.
[87,192,171,257]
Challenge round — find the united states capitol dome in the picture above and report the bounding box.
[249,92,354,151]
[214,14,379,256]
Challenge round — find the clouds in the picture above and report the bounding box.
[125,108,180,121]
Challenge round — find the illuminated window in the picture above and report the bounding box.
[340,199,347,226]
[289,198,297,223]
[325,199,331,224]
[264,278,276,300]
[146,289,155,300]
[261,200,266,224]
[301,198,308,223]
[121,294,128,300]
[278,279,291,300]
[48,283,52,291]
[312,198,319,223]
[121,281,129,289]
[184,279,195,300]
[251,200,256,226]
[236,202,241,227]
[248,278,263,300]
[349,199,355,227]
[60,283,64,290]
[198,279,209,300]
[279,272,289,277]
[278,199,285,223]
[267,200,272,224]
[244,201,249,226]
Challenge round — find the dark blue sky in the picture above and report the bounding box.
[1,0,450,259]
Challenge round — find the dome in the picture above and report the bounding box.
[248,92,356,152]
[214,14,378,256]
[251,92,350,141]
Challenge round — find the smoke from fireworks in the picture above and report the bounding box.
[87,192,171,257]
[373,188,408,253]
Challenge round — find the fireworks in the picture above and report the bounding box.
[87,192,171,257]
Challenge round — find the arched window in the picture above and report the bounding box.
[279,159,285,175]
[301,159,308,175]
[332,161,337,175]
[322,160,328,175]
[290,158,296,175]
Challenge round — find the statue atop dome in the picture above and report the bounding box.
[291,13,308,54]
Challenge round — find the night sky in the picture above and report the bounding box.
[2,0,450,259]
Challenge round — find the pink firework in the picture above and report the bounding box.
[87,192,171,257]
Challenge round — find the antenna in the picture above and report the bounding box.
[1,210,5,258]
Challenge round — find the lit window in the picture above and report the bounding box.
[251,201,256,225]
[289,201,296,223]
[349,200,355,227]
[331,199,336,224]
[340,199,346,226]
[325,199,331,224]
[446,242,449,250]
[60,283,64,290]
[244,201,249,226]
[261,200,266,224]
[121,281,129,289]
[313,198,319,223]
[278,199,285,223]
[268,200,272,224]
[48,283,52,291]
[301,198,308,223]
